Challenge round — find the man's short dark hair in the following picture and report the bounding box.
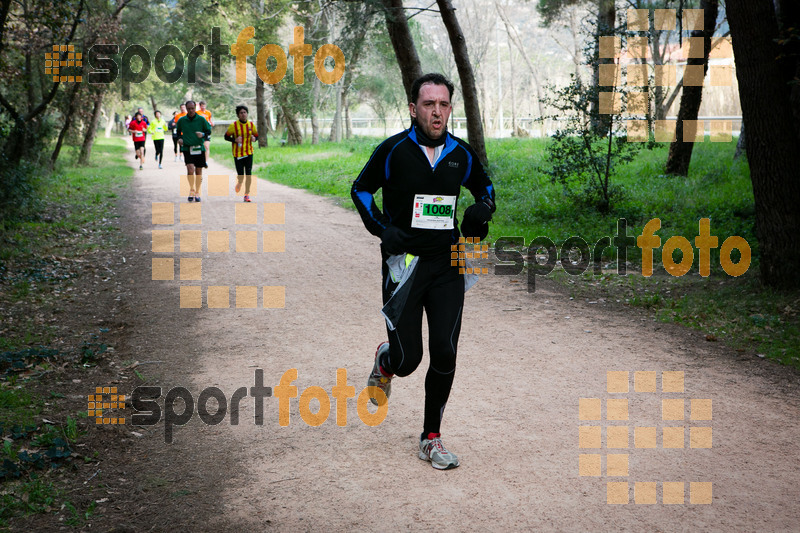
[236,105,249,115]
[185,100,195,107]
[410,73,454,104]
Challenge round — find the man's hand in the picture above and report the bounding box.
[178,138,183,146]
[460,201,494,240]
[381,225,410,255]
[464,201,493,224]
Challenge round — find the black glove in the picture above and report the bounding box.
[464,201,493,224]
[460,201,494,240]
[381,225,410,255]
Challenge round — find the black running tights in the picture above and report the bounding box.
[380,253,464,436]
[153,139,164,164]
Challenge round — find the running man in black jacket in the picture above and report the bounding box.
[351,73,496,470]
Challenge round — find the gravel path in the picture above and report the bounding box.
[120,139,800,531]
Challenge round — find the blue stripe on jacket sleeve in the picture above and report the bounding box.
[461,145,473,184]
[434,135,458,171]
[355,190,378,220]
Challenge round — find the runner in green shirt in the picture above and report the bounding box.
[176,101,212,202]
[147,110,168,169]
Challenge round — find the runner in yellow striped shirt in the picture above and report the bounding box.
[224,105,259,202]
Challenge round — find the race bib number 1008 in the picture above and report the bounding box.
[411,194,456,230]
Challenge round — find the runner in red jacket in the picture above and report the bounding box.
[128,112,148,170]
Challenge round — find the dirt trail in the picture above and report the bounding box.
[118,139,800,531]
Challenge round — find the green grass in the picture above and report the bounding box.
[0,387,43,427]
[1,477,63,527]
[252,137,754,271]
[252,138,376,209]
[488,137,754,268]
[0,137,132,260]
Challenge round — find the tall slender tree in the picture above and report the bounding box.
[380,0,423,102]
[665,0,719,176]
[726,0,800,288]
[436,0,488,165]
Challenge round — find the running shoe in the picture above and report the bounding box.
[419,433,460,470]
[194,196,201,203]
[174,155,178,162]
[139,165,143,170]
[188,189,195,202]
[367,342,392,406]
[243,195,251,203]
[158,163,162,169]
[235,181,242,193]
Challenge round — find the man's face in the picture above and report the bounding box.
[186,103,196,117]
[409,83,451,141]
[180,105,186,112]
[237,109,248,122]
[138,108,144,114]
[200,103,207,111]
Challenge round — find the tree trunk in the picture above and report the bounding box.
[381,0,423,103]
[311,74,320,145]
[51,83,82,167]
[727,0,800,288]
[104,101,116,138]
[436,0,488,166]
[734,122,745,160]
[79,91,104,165]
[481,73,488,133]
[274,108,284,138]
[590,0,616,134]
[150,95,157,114]
[339,20,367,142]
[665,0,719,176]
[345,96,352,139]
[776,0,800,144]
[330,79,343,142]
[507,23,516,134]
[282,105,302,145]
[256,76,268,147]
[651,31,665,120]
